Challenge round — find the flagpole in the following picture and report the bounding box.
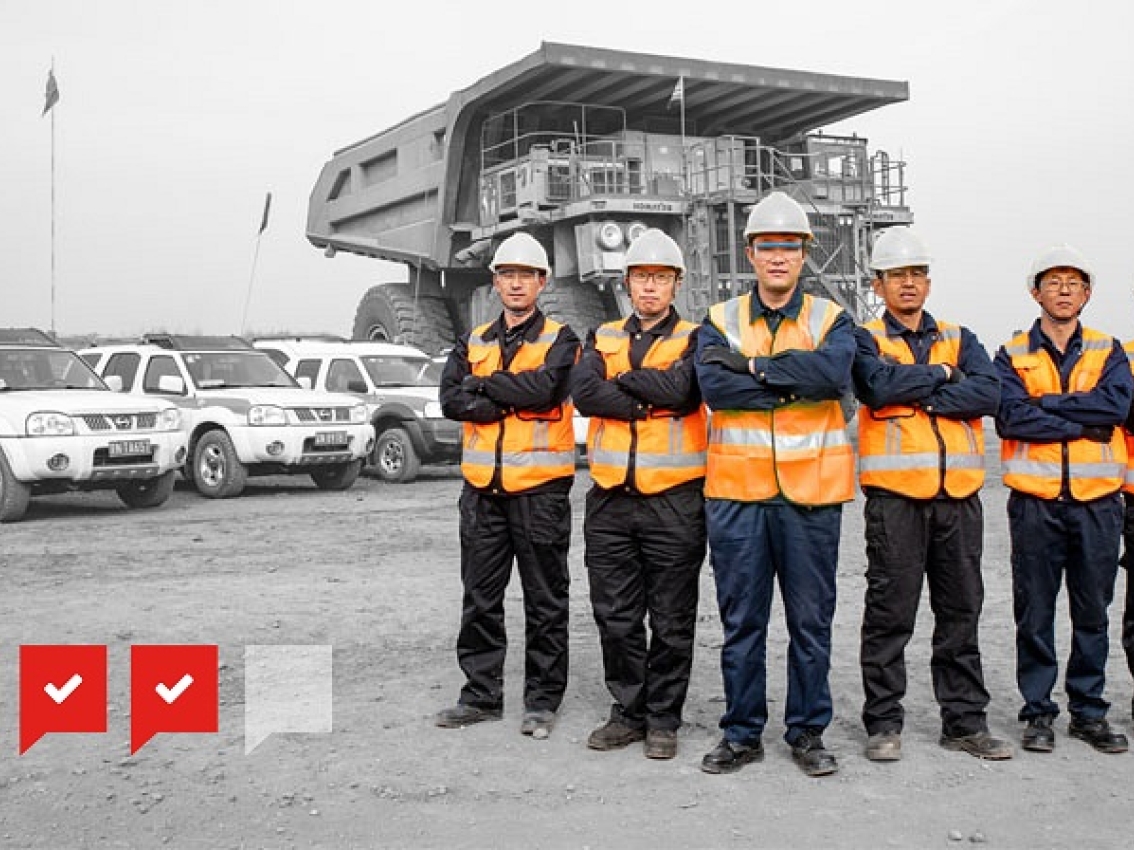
[240,235,262,336]
[240,191,272,336]
[50,59,56,336]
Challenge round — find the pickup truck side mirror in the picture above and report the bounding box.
[103,375,124,392]
[296,375,313,390]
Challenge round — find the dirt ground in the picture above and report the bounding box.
[2,458,1133,849]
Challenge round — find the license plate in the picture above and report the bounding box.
[109,440,152,457]
[314,431,348,447]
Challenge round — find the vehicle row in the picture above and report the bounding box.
[0,329,468,522]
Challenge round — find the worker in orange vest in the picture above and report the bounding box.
[853,227,1011,762]
[435,232,580,740]
[695,191,855,777]
[572,228,707,761]
[994,244,1131,755]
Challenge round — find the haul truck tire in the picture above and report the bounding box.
[352,283,456,355]
[537,279,610,340]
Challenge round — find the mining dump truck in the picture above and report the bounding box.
[307,43,913,352]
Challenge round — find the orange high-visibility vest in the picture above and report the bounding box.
[705,293,853,505]
[1122,339,1134,495]
[857,319,985,499]
[460,318,576,492]
[1001,328,1126,500]
[586,318,708,494]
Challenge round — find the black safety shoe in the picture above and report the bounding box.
[520,709,556,739]
[939,730,1014,760]
[644,729,678,760]
[1021,715,1055,752]
[790,731,838,777]
[587,719,646,751]
[700,737,764,774]
[435,703,503,729]
[1068,716,1129,754]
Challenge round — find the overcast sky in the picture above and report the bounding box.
[3,1,1132,352]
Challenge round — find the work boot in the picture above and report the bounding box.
[1068,716,1129,754]
[520,709,556,739]
[1020,715,1055,753]
[644,729,678,760]
[790,731,838,777]
[865,731,902,762]
[586,719,645,751]
[435,703,503,729]
[700,737,764,774]
[939,730,1014,760]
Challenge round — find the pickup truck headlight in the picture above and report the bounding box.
[350,404,368,424]
[248,405,287,426]
[27,412,75,436]
[158,408,182,431]
[423,401,444,419]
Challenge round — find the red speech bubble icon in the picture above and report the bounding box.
[20,645,108,754]
[130,645,218,754]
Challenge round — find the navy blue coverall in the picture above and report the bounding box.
[695,286,855,747]
[994,319,1133,721]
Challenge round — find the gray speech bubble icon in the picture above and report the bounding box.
[244,645,332,754]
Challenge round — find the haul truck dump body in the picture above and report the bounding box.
[307,42,912,352]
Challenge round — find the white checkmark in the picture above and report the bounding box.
[44,673,83,704]
[155,674,194,704]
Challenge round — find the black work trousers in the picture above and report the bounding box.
[860,492,990,737]
[456,484,571,713]
[1122,493,1134,680]
[584,485,706,731]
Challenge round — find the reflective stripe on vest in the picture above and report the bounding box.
[460,318,576,491]
[586,319,707,493]
[704,293,854,505]
[857,319,986,498]
[1001,328,1126,500]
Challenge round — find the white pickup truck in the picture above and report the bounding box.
[0,328,187,521]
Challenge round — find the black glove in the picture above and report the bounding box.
[1081,424,1115,443]
[947,367,966,384]
[1023,396,1043,408]
[701,347,751,374]
[461,374,485,395]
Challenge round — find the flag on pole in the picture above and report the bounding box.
[42,69,59,116]
[258,192,272,234]
[667,76,684,110]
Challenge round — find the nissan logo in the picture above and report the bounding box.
[114,415,132,430]
[317,408,332,422]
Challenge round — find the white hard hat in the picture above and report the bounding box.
[870,227,933,272]
[1027,244,1093,289]
[743,191,813,240]
[489,232,551,274]
[624,228,685,274]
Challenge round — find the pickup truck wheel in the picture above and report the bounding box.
[117,470,176,508]
[311,459,363,491]
[0,449,31,523]
[371,427,421,483]
[193,430,247,498]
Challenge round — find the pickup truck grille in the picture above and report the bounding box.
[291,407,352,423]
[80,412,158,431]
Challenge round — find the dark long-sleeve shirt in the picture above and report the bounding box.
[994,318,1132,443]
[440,309,580,423]
[852,310,1000,420]
[695,286,855,412]
[571,309,701,421]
